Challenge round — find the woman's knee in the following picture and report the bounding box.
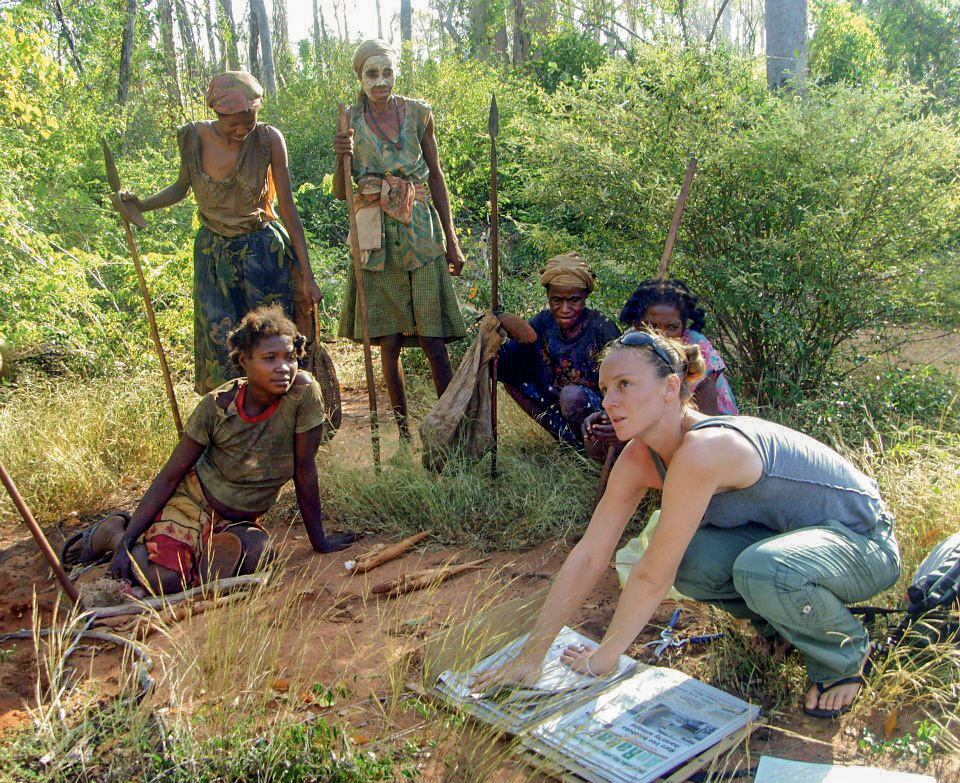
[418,336,448,359]
[731,544,780,597]
[236,528,272,574]
[675,543,737,599]
[379,334,403,361]
[558,384,589,422]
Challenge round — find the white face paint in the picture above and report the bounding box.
[361,54,397,101]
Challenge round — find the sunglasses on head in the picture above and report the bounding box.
[615,331,675,370]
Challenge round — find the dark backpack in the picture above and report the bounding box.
[853,531,960,650]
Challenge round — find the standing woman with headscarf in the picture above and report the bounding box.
[333,40,467,439]
[495,253,621,448]
[121,71,323,393]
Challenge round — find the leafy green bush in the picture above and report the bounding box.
[681,83,960,404]
[529,26,610,92]
[509,48,960,405]
[810,0,887,85]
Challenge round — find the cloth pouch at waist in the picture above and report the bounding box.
[351,174,431,272]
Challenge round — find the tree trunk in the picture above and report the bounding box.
[494,25,508,67]
[248,7,260,80]
[117,0,137,103]
[765,0,807,88]
[469,1,490,59]
[512,0,529,65]
[311,0,324,57]
[249,0,276,92]
[204,0,218,71]
[157,0,183,106]
[400,0,412,42]
[217,0,240,69]
[53,0,84,74]
[376,0,383,38]
[272,0,291,85]
[175,0,199,83]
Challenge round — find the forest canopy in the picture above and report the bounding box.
[2,0,959,412]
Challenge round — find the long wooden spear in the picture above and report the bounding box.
[338,104,381,472]
[102,139,183,436]
[488,93,500,480]
[0,460,80,605]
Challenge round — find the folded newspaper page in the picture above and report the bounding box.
[524,666,760,783]
[432,627,759,783]
[434,626,637,734]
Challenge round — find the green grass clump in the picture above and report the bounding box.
[317,399,603,550]
[0,375,192,525]
[0,704,417,783]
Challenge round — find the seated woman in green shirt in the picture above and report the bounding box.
[61,305,357,595]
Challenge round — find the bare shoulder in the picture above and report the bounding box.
[293,369,313,386]
[675,426,761,487]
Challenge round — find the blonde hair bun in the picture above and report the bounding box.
[682,343,706,385]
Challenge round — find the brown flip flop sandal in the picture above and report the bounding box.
[198,531,243,583]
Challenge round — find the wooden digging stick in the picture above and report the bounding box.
[0,460,80,605]
[102,140,183,436]
[349,530,432,574]
[339,103,381,472]
[488,93,501,480]
[657,157,698,280]
[371,558,490,597]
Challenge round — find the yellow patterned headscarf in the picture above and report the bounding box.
[539,252,596,294]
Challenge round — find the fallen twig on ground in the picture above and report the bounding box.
[349,531,432,574]
[372,559,490,597]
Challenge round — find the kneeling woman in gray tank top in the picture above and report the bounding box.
[472,329,900,719]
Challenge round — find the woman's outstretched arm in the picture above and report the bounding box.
[269,126,323,304]
[471,442,656,691]
[561,427,759,675]
[420,115,465,276]
[108,435,205,581]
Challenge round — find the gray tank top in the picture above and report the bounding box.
[649,416,885,534]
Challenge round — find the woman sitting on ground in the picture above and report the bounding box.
[474,329,900,719]
[496,253,620,449]
[620,277,737,415]
[62,306,357,595]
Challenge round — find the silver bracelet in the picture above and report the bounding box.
[585,655,598,677]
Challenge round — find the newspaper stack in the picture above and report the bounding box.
[432,627,760,783]
[523,666,760,783]
[434,626,637,734]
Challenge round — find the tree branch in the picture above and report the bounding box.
[53,0,84,74]
[706,0,733,44]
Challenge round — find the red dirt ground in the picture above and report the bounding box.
[0,389,956,781]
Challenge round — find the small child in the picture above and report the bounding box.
[62,305,357,594]
[618,278,737,416]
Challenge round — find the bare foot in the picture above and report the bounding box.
[62,512,129,565]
